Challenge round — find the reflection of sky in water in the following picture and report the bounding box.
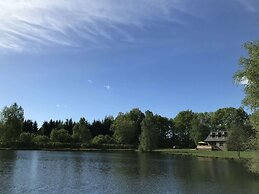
[0,151,258,194]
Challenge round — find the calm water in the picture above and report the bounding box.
[0,150,258,194]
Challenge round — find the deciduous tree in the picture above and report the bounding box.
[0,103,24,142]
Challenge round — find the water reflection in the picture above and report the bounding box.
[0,151,16,194]
[0,150,259,194]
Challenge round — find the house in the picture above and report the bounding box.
[204,131,228,150]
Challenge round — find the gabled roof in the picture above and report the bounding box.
[204,131,228,142]
[204,136,227,142]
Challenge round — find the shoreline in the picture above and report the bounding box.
[0,147,137,152]
[0,147,256,160]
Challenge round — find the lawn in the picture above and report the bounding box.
[154,149,257,160]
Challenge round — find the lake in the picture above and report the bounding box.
[0,150,258,194]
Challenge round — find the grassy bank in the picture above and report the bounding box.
[0,144,256,160]
[154,149,257,160]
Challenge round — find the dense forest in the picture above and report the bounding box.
[0,103,256,152]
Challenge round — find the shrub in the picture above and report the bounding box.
[19,132,33,146]
[92,135,116,145]
[50,129,72,143]
[32,135,50,144]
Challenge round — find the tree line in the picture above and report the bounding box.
[0,103,256,151]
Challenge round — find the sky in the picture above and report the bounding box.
[0,0,258,125]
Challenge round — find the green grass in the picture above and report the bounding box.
[154,149,257,160]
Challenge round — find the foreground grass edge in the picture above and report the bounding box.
[154,149,257,160]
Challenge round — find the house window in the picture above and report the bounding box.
[218,132,222,137]
[220,142,223,146]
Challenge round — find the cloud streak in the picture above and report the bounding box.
[56,104,68,108]
[0,0,189,53]
[105,85,111,90]
[238,0,258,12]
[0,0,257,53]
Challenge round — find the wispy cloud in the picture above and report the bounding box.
[104,85,111,90]
[0,0,189,53]
[238,0,258,12]
[0,0,257,53]
[56,104,68,108]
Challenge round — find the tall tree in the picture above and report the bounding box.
[63,119,75,135]
[127,108,145,144]
[227,122,255,157]
[190,113,211,145]
[173,110,195,148]
[0,103,24,142]
[234,41,259,111]
[112,113,136,144]
[211,107,249,131]
[234,41,259,172]
[73,118,92,143]
[22,120,38,134]
[39,121,52,137]
[50,128,72,143]
[33,121,38,134]
[139,111,160,151]
[90,120,104,137]
[155,115,173,148]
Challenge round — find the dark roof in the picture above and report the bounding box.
[204,136,227,142]
[204,131,228,142]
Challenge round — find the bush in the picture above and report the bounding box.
[81,143,136,150]
[92,135,116,145]
[19,132,33,146]
[32,135,50,144]
[50,129,72,143]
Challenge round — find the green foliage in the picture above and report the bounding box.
[234,41,259,110]
[22,120,38,134]
[0,102,256,153]
[234,40,259,173]
[32,135,50,144]
[112,113,137,144]
[50,129,72,143]
[139,111,159,151]
[90,116,114,137]
[39,119,66,137]
[19,132,33,146]
[155,115,173,148]
[111,109,144,145]
[91,135,116,145]
[72,118,92,143]
[0,103,24,142]
[72,124,80,142]
[190,114,210,145]
[174,110,195,148]
[227,124,247,152]
[81,143,135,150]
[211,107,249,131]
[79,118,92,143]
[127,108,145,144]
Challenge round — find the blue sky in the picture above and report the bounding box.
[0,0,258,125]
